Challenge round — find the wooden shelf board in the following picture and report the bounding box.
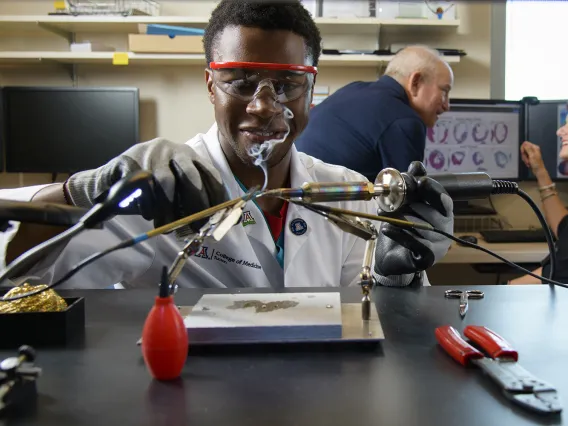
[378,18,460,27]
[0,52,462,67]
[0,15,460,34]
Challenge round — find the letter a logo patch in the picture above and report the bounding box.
[242,211,256,227]
[194,246,211,259]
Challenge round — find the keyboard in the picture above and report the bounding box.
[454,205,496,216]
[480,229,548,243]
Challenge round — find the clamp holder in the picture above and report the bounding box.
[165,188,259,294]
[0,345,41,415]
[294,202,378,321]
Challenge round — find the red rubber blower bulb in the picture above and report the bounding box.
[141,296,189,380]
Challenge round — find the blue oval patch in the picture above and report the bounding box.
[290,218,307,236]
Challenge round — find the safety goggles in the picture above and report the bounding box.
[209,61,318,103]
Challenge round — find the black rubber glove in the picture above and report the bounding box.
[374,161,453,281]
[64,138,228,235]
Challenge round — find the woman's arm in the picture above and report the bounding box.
[532,167,568,237]
[520,141,568,237]
[5,184,70,264]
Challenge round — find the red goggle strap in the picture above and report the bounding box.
[209,61,318,75]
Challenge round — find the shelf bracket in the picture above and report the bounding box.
[61,63,78,85]
[37,22,72,43]
[376,63,387,80]
[316,0,323,17]
[39,59,78,84]
[375,24,382,81]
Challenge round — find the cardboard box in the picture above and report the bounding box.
[71,42,115,52]
[128,34,204,54]
[322,0,372,18]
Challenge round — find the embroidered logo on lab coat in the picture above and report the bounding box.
[242,211,256,227]
[195,246,212,259]
[193,246,262,269]
[290,218,307,236]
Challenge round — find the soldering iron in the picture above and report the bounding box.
[263,168,518,211]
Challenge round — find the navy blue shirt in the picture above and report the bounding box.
[295,76,426,182]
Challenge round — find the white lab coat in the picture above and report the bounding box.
[0,123,429,289]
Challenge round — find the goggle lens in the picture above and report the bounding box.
[209,61,317,103]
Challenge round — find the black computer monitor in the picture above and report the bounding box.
[2,86,139,174]
[521,99,568,181]
[424,99,523,180]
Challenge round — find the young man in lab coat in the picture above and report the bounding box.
[1,0,453,289]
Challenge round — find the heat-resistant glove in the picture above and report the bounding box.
[64,137,228,235]
[373,161,454,286]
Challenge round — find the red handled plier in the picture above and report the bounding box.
[435,325,562,414]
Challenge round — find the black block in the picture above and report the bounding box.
[0,297,85,348]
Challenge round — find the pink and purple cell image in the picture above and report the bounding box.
[472,123,490,143]
[428,150,446,170]
[453,122,468,144]
[558,160,568,176]
[472,151,484,166]
[427,121,450,144]
[494,150,509,168]
[451,151,465,166]
[492,122,508,144]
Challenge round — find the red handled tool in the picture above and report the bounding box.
[435,325,562,414]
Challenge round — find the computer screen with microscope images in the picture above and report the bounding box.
[424,99,522,180]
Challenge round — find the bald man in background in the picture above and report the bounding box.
[295,46,454,181]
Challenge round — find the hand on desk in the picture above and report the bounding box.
[374,161,454,277]
[64,138,229,234]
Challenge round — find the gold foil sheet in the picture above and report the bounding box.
[0,283,68,314]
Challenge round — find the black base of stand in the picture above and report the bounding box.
[0,379,38,416]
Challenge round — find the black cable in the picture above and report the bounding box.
[0,221,86,287]
[1,179,562,299]
[488,195,499,219]
[295,199,565,286]
[1,189,257,302]
[48,191,562,293]
[432,230,568,288]
[3,213,563,300]
[480,180,556,283]
[1,238,136,302]
[0,171,157,300]
[292,175,562,287]
[5,199,349,300]
[516,188,556,282]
